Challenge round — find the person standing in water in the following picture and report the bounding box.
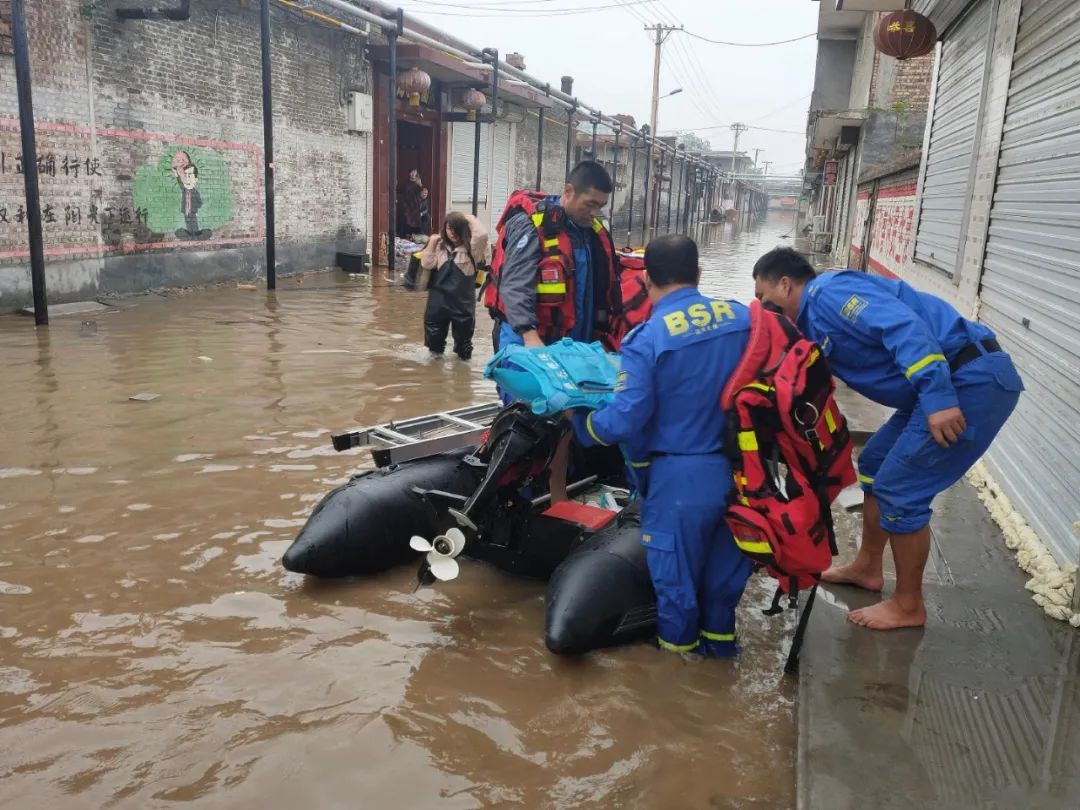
[419,211,488,361]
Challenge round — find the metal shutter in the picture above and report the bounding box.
[491,122,513,226]
[451,122,489,203]
[913,0,991,274]
[915,0,977,35]
[980,0,1080,565]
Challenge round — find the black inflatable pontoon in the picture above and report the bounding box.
[282,404,657,653]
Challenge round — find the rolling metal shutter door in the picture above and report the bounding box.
[913,1,991,273]
[451,122,489,203]
[915,0,976,35]
[980,0,1080,565]
[491,122,513,225]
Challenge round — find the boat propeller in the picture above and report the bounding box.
[410,528,466,584]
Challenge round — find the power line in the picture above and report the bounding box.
[399,0,658,17]
[682,30,816,47]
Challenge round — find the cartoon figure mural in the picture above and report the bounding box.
[133,145,234,240]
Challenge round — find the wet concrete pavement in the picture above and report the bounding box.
[0,213,802,808]
[799,397,1080,809]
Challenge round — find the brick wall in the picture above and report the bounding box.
[893,51,935,113]
[0,2,11,57]
[0,0,373,309]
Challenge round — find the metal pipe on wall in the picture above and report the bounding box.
[564,104,576,178]
[386,10,402,270]
[652,147,660,236]
[660,149,669,233]
[472,108,481,216]
[11,0,46,324]
[259,0,276,289]
[625,136,639,247]
[535,106,545,190]
[608,126,621,225]
[674,152,683,233]
[639,136,651,245]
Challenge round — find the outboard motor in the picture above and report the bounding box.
[448,403,567,531]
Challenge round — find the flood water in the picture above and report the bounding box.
[1,213,798,808]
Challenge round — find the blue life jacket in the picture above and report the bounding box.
[484,338,619,416]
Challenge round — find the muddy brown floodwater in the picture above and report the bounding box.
[1,214,800,808]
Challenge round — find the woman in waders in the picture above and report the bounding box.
[418,211,488,360]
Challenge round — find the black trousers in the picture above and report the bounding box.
[424,258,476,359]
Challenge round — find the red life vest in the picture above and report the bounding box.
[721,300,856,671]
[483,190,620,348]
[610,250,652,348]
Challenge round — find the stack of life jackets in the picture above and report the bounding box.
[483,191,652,351]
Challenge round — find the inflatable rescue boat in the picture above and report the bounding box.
[282,341,662,653]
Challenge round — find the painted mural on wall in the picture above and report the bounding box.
[866,183,917,279]
[0,119,261,262]
[133,146,234,240]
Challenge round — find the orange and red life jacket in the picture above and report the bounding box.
[721,299,856,594]
[720,300,856,672]
[611,250,652,345]
[484,191,623,349]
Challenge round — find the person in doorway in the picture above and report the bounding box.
[483,160,621,502]
[419,211,488,361]
[572,234,753,657]
[396,168,424,238]
[418,187,431,235]
[752,247,1023,630]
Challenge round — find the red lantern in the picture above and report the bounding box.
[398,66,431,107]
[874,10,936,60]
[463,88,486,122]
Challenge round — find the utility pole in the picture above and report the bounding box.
[645,24,680,235]
[646,24,681,138]
[729,122,749,175]
[753,148,763,168]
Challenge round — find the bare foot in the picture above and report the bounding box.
[821,561,884,592]
[848,598,926,630]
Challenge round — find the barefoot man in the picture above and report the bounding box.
[752,248,1023,630]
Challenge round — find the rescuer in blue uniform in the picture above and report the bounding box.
[753,248,1023,631]
[573,234,753,657]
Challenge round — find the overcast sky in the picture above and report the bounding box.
[396,0,818,174]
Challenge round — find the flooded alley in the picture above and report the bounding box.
[1,216,799,808]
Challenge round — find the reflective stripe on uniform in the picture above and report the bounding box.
[592,218,604,234]
[543,238,560,249]
[536,282,567,294]
[737,431,758,452]
[531,212,544,227]
[585,411,610,446]
[745,382,772,393]
[700,630,736,642]
[629,460,651,468]
[658,636,700,653]
[858,472,874,485]
[905,353,947,379]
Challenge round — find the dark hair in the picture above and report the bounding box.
[644,234,698,287]
[182,165,198,177]
[567,160,613,194]
[442,211,472,249]
[752,247,816,284]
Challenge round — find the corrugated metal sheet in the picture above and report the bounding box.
[451,122,490,203]
[981,0,1080,565]
[914,0,991,273]
[915,0,979,35]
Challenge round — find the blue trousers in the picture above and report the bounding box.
[858,352,1023,534]
[641,454,753,657]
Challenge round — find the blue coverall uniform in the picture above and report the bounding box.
[796,271,1024,535]
[574,287,754,657]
